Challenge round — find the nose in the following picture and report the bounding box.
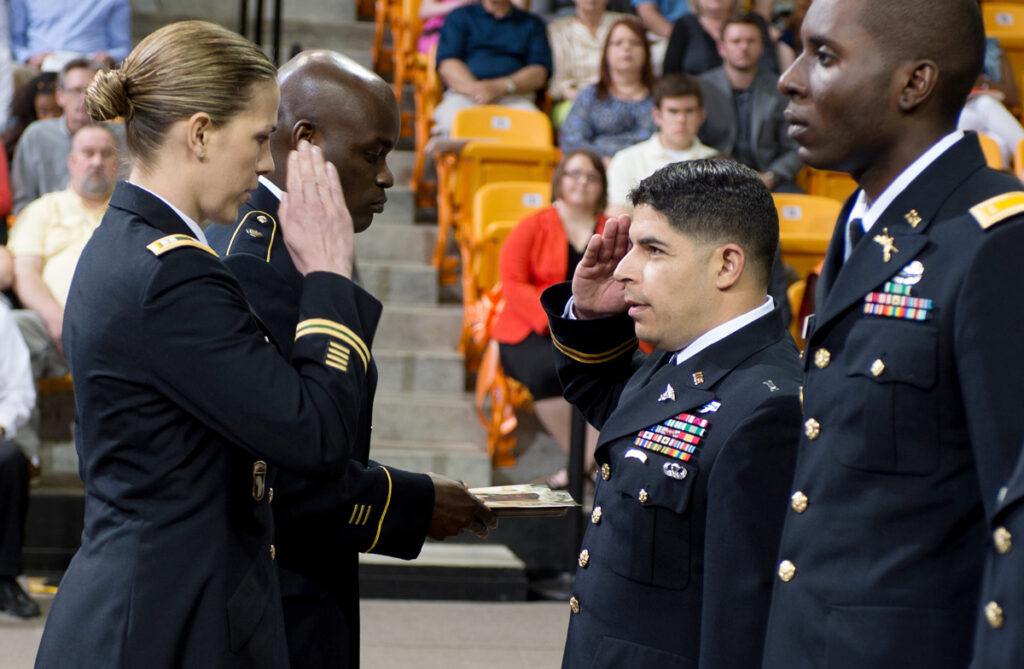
[612,245,637,284]
[256,144,274,176]
[778,52,807,99]
[377,162,395,189]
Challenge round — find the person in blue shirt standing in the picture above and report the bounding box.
[11,0,131,69]
[433,0,551,135]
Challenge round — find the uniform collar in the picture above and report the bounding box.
[674,296,775,365]
[258,175,284,202]
[123,180,209,245]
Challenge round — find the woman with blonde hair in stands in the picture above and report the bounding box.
[560,18,657,161]
[33,20,384,667]
[493,149,606,488]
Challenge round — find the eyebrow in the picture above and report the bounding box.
[636,235,668,248]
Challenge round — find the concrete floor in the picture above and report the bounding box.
[0,587,568,669]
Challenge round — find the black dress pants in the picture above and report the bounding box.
[0,440,28,576]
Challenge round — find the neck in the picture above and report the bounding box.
[484,0,512,17]
[129,164,203,223]
[577,8,602,29]
[556,199,597,222]
[659,132,695,152]
[76,190,110,208]
[610,70,642,91]
[854,126,951,203]
[724,64,756,90]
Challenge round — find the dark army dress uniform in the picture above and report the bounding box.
[762,134,1024,669]
[206,181,435,669]
[972,446,1024,669]
[34,182,376,668]
[540,283,802,669]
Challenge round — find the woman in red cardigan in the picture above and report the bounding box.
[494,150,607,488]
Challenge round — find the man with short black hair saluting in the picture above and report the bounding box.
[546,159,801,668]
[763,1,1024,667]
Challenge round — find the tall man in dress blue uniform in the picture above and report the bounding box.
[545,159,802,668]
[762,1,1024,667]
[206,51,495,669]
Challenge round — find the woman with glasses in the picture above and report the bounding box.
[493,150,606,488]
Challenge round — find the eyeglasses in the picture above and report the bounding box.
[563,170,602,183]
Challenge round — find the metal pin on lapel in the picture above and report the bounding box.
[658,384,676,402]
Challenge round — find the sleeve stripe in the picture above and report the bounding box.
[295,318,370,369]
[296,327,368,370]
[366,467,393,553]
[348,505,360,524]
[551,335,638,365]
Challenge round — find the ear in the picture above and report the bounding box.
[186,112,213,160]
[897,60,939,113]
[651,105,662,128]
[714,243,746,290]
[291,119,316,149]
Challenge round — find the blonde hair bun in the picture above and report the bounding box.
[86,69,132,122]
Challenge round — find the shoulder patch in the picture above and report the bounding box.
[225,209,278,261]
[970,192,1024,230]
[146,234,219,258]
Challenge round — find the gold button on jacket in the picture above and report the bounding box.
[791,491,809,513]
[778,560,796,582]
[638,489,649,504]
[870,359,886,377]
[994,526,1013,554]
[804,418,821,440]
[269,544,276,561]
[985,601,1005,629]
[578,549,590,568]
[569,596,581,614]
[591,506,602,524]
[601,463,612,480]
[814,348,831,368]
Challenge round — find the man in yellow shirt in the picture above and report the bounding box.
[7,123,119,459]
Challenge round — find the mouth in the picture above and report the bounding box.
[368,200,386,213]
[784,108,809,140]
[625,298,650,319]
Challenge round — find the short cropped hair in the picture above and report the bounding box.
[629,159,778,287]
[59,58,105,90]
[721,12,765,42]
[653,73,703,109]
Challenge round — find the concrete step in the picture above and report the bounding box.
[359,543,527,601]
[356,223,436,264]
[371,392,484,444]
[376,303,462,350]
[359,260,438,304]
[376,348,465,394]
[370,438,491,487]
[371,187,416,226]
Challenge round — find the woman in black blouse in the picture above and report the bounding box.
[663,1,780,76]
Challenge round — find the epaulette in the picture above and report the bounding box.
[146,234,219,258]
[970,191,1024,230]
[225,209,278,261]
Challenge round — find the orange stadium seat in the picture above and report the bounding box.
[977,131,1007,169]
[796,167,858,203]
[773,193,842,280]
[392,0,425,138]
[1013,137,1024,179]
[371,0,403,75]
[411,45,442,208]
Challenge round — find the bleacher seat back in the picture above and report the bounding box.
[471,181,552,241]
[984,4,1024,80]
[773,193,843,279]
[474,220,519,294]
[977,131,1006,169]
[451,106,553,147]
[455,143,560,231]
[796,167,859,203]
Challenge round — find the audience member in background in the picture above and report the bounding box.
[778,0,810,54]
[632,0,689,73]
[698,13,801,191]
[663,0,781,77]
[433,0,552,135]
[12,58,108,213]
[547,0,628,127]
[4,71,59,161]
[0,296,36,619]
[560,19,656,160]
[959,81,1024,166]
[0,245,12,292]
[7,124,118,463]
[418,0,475,54]
[495,150,605,489]
[10,0,131,69]
[606,73,715,212]
[979,37,1020,111]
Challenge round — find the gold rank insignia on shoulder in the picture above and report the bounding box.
[245,228,263,238]
[692,371,704,386]
[146,234,219,258]
[970,191,1024,230]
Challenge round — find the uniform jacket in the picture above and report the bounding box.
[35,182,376,668]
[206,182,435,669]
[763,134,1024,669]
[697,67,802,182]
[541,283,801,669]
[971,445,1024,669]
[493,206,606,345]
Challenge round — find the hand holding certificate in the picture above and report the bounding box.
[469,484,580,517]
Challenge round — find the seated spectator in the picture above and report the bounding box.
[632,0,690,73]
[4,72,59,161]
[7,123,118,461]
[698,13,801,191]
[433,0,552,136]
[605,73,715,212]
[559,19,656,159]
[11,0,131,70]
[663,0,779,77]
[494,150,604,488]
[0,297,37,619]
[11,58,122,214]
[959,84,1024,166]
[547,0,628,126]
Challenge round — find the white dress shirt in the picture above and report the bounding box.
[258,175,283,202]
[0,301,36,440]
[127,181,210,246]
[844,131,964,260]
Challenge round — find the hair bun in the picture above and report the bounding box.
[86,69,133,122]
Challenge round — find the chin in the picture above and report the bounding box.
[353,213,374,234]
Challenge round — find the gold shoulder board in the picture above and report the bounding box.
[970,192,1024,230]
[146,234,219,258]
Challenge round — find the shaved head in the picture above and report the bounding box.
[858,0,985,123]
[269,50,400,231]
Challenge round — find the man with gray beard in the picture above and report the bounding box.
[6,123,119,463]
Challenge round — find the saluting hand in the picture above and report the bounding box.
[278,140,354,278]
[571,215,631,320]
[426,474,498,540]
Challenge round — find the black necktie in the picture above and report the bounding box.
[848,217,866,250]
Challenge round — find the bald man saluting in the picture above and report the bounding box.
[206,51,495,669]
